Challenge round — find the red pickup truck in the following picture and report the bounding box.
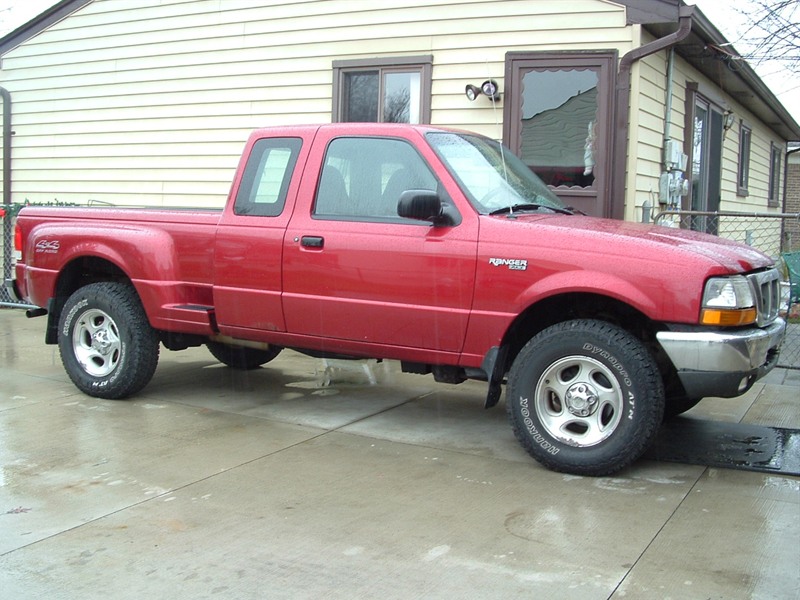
[8,123,786,476]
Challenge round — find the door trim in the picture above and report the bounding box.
[503,51,617,218]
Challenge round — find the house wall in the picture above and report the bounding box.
[0,0,635,209]
[625,27,676,223]
[625,30,786,225]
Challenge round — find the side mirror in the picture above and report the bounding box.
[398,190,458,226]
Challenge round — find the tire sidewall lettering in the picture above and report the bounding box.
[90,338,126,388]
[581,342,636,420]
[519,396,560,455]
[61,298,88,337]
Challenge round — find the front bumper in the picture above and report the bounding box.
[656,319,786,399]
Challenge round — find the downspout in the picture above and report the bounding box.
[664,47,675,143]
[610,5,693,219]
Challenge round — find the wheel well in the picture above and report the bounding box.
[499,292,682,396]
[45,256,131,344]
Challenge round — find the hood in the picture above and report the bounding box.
[493,214,774,273]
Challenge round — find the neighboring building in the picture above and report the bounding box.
[0,0,798,224]
[786,145,800,251]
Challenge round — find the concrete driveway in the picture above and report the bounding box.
[1,308,798,599]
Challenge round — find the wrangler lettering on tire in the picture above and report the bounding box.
[58,282,160,400]
[506,319,664,476]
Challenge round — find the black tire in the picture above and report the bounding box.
[206,341,281,370]
[506,319,664,476]
[58,282,159,399]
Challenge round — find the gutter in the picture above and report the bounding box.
[610,5,694,220]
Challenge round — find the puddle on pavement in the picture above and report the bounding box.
[646,417,800,475]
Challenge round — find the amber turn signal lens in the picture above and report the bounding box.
[700,307,757,326]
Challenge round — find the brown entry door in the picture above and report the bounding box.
[505,52,616,218]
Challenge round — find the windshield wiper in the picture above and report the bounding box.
[489,203,573,216]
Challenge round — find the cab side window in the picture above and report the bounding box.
[313,137,440,221]
[234,137,302,216]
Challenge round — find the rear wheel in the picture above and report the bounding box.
[58,282,159,399]
[206,341,281,370]
[506,319,664,476]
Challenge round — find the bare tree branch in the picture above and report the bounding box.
[736,0,800,73]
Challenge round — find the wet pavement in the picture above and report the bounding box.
[1,308,798,599]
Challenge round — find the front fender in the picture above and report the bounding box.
[517,269,661,319]
[461,269,670,368]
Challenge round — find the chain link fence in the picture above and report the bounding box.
[1,201,77,308]
[654,209,800,369]
[0,203,24,306]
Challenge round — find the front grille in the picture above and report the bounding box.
[747,268,781,326]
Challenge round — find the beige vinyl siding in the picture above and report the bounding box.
[625,31,688,223]
[669,58,784,214]
[627,38,784,225]
[624,49,786,253]
[1,0,631,208]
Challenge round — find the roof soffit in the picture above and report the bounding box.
[644,4,800,140]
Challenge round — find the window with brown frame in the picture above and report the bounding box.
[768,142,782,208]
[332,56,432,124]
[737,122,751,197]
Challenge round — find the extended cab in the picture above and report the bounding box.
[7,123,786,475]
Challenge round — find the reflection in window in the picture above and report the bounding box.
[314,137,437,219]
[519,69,599,188]
[689,99,719,235]
[234,138,302,216]
[384,71,420,123]
[769,143,781,207]
[737,124,751,196]
[342,71,379,122]
[341,69,421,123]
[691,103,707,213]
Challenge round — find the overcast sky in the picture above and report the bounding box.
[691,0,800,123]
[0,0,798,124]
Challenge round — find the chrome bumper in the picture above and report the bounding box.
[656,319,786,398]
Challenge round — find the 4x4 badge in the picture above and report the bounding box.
[35,239,60,254]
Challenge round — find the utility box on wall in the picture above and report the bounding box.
[659,139,688,206]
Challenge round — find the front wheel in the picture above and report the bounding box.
[58,282,160,399]
[506,319,664,476]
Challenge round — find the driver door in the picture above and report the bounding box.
[282,131,479,354]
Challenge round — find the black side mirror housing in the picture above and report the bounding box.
[397,190,458,226]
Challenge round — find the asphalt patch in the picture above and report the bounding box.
[645,417,800,476]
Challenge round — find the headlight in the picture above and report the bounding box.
[700,276,756,326]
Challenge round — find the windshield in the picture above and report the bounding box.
[426,132,566,214]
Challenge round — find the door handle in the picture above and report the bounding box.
[300,236,324,248]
